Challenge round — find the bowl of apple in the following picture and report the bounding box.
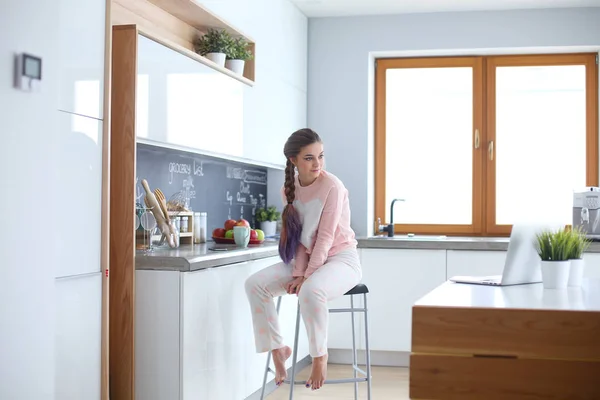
[212,218,265,245]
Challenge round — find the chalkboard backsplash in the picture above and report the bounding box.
[136,143,268,234]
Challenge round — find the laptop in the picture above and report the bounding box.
[450,223,560,286]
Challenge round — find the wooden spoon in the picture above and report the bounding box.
[141,180,175,248]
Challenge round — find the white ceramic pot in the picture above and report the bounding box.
[225,59,245,75]
[260,220,277,237]
[205,52,226,67]
[541,260,570,289]
[568,258,585,287]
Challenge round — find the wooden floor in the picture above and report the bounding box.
[266,364,409,399]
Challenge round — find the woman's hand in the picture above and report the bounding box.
[285,277,306,295]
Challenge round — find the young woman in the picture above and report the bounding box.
[245,128,362,391]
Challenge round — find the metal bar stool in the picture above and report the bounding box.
[260,283,372,400]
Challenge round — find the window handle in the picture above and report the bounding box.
[488,140,494,161]
[474,129,480,149]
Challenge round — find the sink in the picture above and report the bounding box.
[369,234,447,241]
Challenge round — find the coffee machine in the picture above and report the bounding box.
[573,187,600,239]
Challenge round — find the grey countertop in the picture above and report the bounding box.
[135,236,600,272]
[356,235,600,252]
[136,240,280,272]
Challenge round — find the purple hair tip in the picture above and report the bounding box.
[279,209,302,264]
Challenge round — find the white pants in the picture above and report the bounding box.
[245,248,362,358]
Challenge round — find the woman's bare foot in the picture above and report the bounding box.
[305,354,328,390]
[272,346,292,386]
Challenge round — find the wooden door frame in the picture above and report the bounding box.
[108,24,139,400]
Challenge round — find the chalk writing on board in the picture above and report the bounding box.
[259,194,266,209]
[227,167,244,179]
[193,160,204,177]
[244,170,267,185]
[169,161,191,184]
[137,143,268,232]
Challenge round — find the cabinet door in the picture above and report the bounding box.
[58,0,105,119]
[55,273,101,400]
[181,268,212,400]
[446,250,507,279]
[136,34,244,158]
[358,249,446,352]
[55,111,103,278]
[583,253,600,278]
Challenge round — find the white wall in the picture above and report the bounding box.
[307,7,600,237]
[0,1,58,398]
[199,0,308,167]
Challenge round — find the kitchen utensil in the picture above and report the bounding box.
[154,187,178,239]
[142,180,175,248]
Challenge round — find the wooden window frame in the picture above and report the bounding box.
[375,53,598,237]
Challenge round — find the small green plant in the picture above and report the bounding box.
[566,226,590,260]
[256,206,281,222]
[226,36,253,61]
[194,28,233,55]
[535,227,577,262]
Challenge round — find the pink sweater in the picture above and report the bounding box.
[281,170,357,278]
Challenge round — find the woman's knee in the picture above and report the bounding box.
[298,280,326,305]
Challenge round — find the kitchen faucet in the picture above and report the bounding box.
[378,198,405,237]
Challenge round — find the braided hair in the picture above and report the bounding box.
[279,128,322,264]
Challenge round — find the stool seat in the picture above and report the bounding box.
[344,283,369,296]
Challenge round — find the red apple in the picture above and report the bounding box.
[212,228,226,238]
[224,219,236,231]
[235,218,250,228]
[250,229,258,240]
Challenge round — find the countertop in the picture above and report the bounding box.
[356,235,600,252]
[135,240,280,272]
[135,235,600,272]
[414,278,600,311]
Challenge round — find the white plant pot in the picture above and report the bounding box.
[205,52,226,67]
[541,260,570,289]
[568,258,585,287]
[259,221,277,237]
[225,59,245,75]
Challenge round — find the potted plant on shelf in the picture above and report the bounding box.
[225,36,253,75]
[255,206,280,237]
[535,227,575,289]
[566,226,590,287]
[193,28,233,67]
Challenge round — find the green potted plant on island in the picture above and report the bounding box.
[225,36,253,75]
[535,227,575,289]
[194,28,233,67]
[255,205,280,237]
[566,226,590,287]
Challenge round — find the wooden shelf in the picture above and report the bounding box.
[112,0,256,85]
[138,27,255,87]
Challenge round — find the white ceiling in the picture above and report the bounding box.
[290,0,600,17]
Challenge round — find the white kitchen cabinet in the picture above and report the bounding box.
[446,250,508,279]
[135,256,307,400]
[55,111,103,278]
[136,34,245,159]
[582,252,600,278]
[343,248,447,353]
[58,0,105,119]
[55,272,102,400]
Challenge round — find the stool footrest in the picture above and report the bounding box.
[282,379,308,385]
[324,377,369,384]
[329,307,366,313]
[353,365,367,376]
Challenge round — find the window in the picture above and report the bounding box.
[375,54,598,236]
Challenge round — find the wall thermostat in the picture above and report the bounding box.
[14,53,42,92]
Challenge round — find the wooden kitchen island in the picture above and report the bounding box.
[410,279,600,400]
